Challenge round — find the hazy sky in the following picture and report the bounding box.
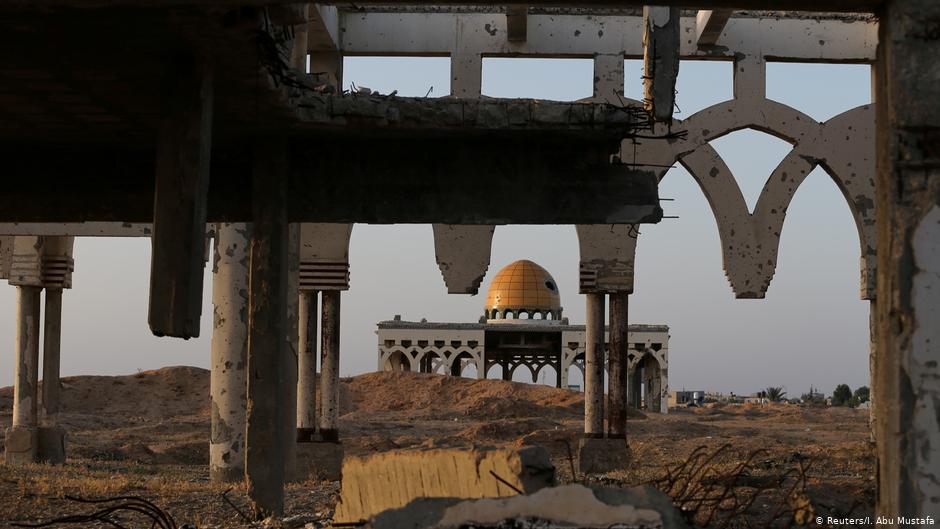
[0,57,872,399]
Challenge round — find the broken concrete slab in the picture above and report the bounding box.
[578,437,632,475]
[366,483,689,529]
[333,446,554,525]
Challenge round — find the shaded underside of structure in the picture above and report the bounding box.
[0,4,661,225]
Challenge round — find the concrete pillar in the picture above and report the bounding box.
[210,223,250,484]
[642,6,680,123]
[607,292,628,439]
[319,290,341,442]
[476,354,486,379]
[245,140,288,518]
[149,52,213,339]
[560,353,570,389]
[450,52,481,98]
[630,366,642,409]
[40,289,62,428]
[297,289,318,441]
[874,0,940,518]
[283,223,300,478]
[5,285,41,464]
[38,287,66,464]
[868,299,877,441]
[584,293,605,438]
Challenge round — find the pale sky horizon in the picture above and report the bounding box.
[0,57,873,400]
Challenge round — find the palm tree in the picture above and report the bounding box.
[765,386,787,403]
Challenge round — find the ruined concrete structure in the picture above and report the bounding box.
[0,0,937,523]
[376,260,670,413]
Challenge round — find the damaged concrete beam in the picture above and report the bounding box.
[1,0,881,13]
[148,52,214,339]
[334,447,554,525]
[695,9,732,47]
[432,225,494,295]
[506,5,527,42]
[643,6,680,124]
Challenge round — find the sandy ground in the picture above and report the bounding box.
[0,367,875,528]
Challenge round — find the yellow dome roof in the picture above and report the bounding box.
[485,260,562,315]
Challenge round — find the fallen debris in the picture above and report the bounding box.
[333,446,554,524]
[366,484,689,529]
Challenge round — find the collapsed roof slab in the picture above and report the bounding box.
[0,94,662,225]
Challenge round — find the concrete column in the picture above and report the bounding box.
[630,366,642,409]
[39,287,66,464]
[40,289,62,428]
[874,0,940,518]
[868,299,877,441]
[246,140,288,518]
[476,354,485,379]
[607,292,628,439]
[283,223,300,478]
[5,285,41,464]
[319,290,341,442]
[450,52,481,98]
[584,293,605,438]
[210,223,250,484]
[297,289,318,441]
[560,353,570,389]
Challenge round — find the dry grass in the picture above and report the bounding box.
[0,368,874,528]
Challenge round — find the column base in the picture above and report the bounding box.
[37,426,66,465]
[295,441,344,482]
[4,426,38,465]
[577,437,632,476]
[210,464,245,484]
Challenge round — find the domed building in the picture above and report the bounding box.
[376,260,670,412]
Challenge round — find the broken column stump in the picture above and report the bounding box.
[578,437,633,476]
[333,446,555,525]
[295,441,344,482]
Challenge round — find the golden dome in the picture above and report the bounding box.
[484,260,562,319]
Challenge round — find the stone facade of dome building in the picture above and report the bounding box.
[377,260,670,413]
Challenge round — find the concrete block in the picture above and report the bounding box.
[37,426,66,465]
[334,446,554,525]
[368,484,689,529]
[294,441,344,482]
[3,426,38,465]
[578,437,632,475]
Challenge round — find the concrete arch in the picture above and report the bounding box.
[636,100,876,300]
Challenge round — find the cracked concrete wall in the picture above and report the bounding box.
[875,0,940,518]
[209,222,250,483]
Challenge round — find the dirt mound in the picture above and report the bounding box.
[0,366,211,420]
[342,371,584,420]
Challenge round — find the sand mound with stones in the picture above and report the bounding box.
[341,371,585,420]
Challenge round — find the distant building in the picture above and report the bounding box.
[669,390,705,407]
[376,260,671,413]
